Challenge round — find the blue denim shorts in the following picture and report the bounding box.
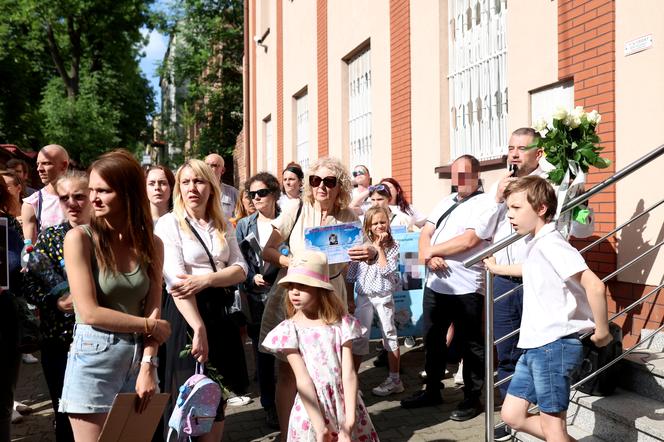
[507,337,583,413]
[59,324,143,414]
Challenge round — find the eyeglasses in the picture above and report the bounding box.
[368,184,388,193]
[249,188,271,199]
[352,170,366,177]
[309,175,338,188]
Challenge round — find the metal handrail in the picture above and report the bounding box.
[464,143,664,268]
[494,197,664,307]
[495,321,664,430]
[474,144,664,441]
[493,239,664,350]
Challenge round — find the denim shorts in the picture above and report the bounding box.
[507,337,583,413]
[59,324,143,414]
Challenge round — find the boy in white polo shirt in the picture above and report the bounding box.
[484,175,611,442]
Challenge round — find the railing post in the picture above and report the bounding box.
[485,269,494,442]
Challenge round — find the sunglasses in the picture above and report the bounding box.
[309,175,338,188]
[248,188,272,199]
[368,184,388,193]
[352,170,366,177]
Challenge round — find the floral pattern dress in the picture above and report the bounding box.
[263,315,379,442]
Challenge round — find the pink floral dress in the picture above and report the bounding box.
[263,315,379,442]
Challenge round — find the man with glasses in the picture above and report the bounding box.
[400,155,491,423]
[205,153,239,219]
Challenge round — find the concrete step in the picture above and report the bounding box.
[637,328,664,352]
[568,388,664,441]
[514,422,606,442]
[619,349,664,402]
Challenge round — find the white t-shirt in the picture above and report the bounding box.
[518,222,595,349]
[425,192,492,295]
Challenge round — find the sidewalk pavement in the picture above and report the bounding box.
[12,341,493,441]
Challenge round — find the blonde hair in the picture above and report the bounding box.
[172,159,227,245]
[283,284,347,325]
[55,170,89,194]
[362,206,395,248]
[303,157,353,211]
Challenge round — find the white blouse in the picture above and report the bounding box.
[155,212,248,292]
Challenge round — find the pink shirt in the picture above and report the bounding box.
[23,189,66,233]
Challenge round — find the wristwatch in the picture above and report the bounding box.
[141,355,159,368]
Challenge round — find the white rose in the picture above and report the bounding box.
[587,109,601,124]
[571,106,585,120]
[539,128,549,138]
[533,117,548,132]
[552,106,568,121]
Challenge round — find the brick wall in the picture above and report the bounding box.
[317,0,329,157]
[558,0,616,274]
[389,0,412,200]
[608,282,664,348]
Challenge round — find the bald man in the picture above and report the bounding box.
[205,153,239,219]
[21,144,69,243]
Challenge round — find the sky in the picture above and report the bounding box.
[139,27,169,113]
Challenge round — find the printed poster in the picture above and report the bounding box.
[304,222,364,264]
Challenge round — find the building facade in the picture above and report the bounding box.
[242,0,664,346]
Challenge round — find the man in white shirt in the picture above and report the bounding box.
[400,155,491,422]
[205,153,239,220]
[21,144,69,243]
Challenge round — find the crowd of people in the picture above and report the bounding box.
[0,129,611,442]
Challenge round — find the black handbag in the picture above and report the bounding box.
[14,295,41,353]
[574,322,623,396]
[184,219,235,309]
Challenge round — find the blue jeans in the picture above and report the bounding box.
[508,337,584,413]
[493,276,524,399]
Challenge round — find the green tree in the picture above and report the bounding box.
[0,0,156,163]
[161,0,243,160]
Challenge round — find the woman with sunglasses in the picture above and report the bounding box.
[235,172,282,429]
[366,184,415,231]
[349,164,373,215]
[259,157,377,437]
[278,162,304,208]
[380,177,427,229]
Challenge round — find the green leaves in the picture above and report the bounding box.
[534,108,611,185]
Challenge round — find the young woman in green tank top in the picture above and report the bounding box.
[60,150,171,441]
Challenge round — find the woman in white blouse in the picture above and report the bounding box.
[155,159,248,441]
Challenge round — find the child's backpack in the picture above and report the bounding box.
[167,363,222,441]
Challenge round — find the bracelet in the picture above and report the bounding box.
[148,319,158,338]
[144,317,149,334]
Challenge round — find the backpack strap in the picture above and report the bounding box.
[36,190,43,232]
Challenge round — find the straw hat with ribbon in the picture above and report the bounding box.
[278,250,335,292]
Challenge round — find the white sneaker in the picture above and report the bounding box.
[372,377,405,397]
[14,401,32,414]
[11,409,23,423]
[226,395,251,407]
[22,353,38,364]
[404,336,416,348]
[454,362,464,385]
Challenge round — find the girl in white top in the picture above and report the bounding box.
[146,165,175,223]
[347,206,404,397]
[277,163,304,208]
[380,177,427,229]
[349,164,373,215]
[367,184,414,231]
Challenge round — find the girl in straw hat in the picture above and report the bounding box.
[263,250,379,442]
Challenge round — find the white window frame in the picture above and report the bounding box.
[448,0,508,161]
[295,92,310,172]
[530,81,574,124]
[348,47,372,169]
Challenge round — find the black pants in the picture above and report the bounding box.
[40,339,74,442]
[422,287,485,400]
[247,292,276,410]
